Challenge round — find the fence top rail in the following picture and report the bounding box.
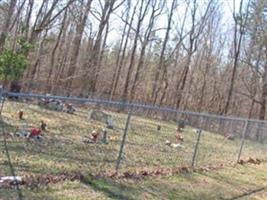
[3,91,267,125]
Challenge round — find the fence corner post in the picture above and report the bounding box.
[115,106,133,173]
[237,119,249,163]
[192,129,202,169]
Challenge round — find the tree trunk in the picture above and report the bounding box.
[46,8,68,92]
[0,0,17,50]
[94,21,110,94]
[130,0,160,101]
[29,30,48,79]
[151,0,176,105]
[24,0,34,40]
[109,2,137,100]
[259,67,267,120]
[121,0,151,102]
[175,51,193,109]
[222,0,247,115]
[86,0,117,94]
[65,0,92,91]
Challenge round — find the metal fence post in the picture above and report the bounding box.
[217,118,222,134]
[192,129,202,169]
[102,129,107,144]
[0,87,23,200]
[0,85,5,115]
[237,120,249,163]
[0,85,3,97]
[115,106,133,172]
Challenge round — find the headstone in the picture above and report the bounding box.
[65,103,75,114]
[106,117,114,129]
[226,134,235,141]
[48,100,64,111]
[15,129,29,138]
[89,110,114,128]
[178,120,185,130]
[39,98,64,111]
[33,135,43,142]
[38,98,47,106]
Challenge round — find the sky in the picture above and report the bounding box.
[103,0,243,45]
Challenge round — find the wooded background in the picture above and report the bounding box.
[0,0,266,119]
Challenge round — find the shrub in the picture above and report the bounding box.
[0,49,27,82]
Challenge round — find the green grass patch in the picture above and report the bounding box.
[0,101,266,199]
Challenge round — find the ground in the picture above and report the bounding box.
[0,100,266,200]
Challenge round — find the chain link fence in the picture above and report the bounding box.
[0,88,267,199]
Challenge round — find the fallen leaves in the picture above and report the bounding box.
[0,157,264,190]
[0,172,84,189]
[99,166,192,180]
[238,157,262,165]
[99,162,233,180]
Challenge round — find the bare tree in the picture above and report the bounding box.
[89,0,120,94]
[110,0,137,100]
[150,0,176,105]
[175,0,214,109]
[0,0,265,119]
[65,0,93,91]
[222,0,250,114]
[130,0,164,101]
[46,8,69,91]
[121,0,151,102]
[24,0,34,40]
